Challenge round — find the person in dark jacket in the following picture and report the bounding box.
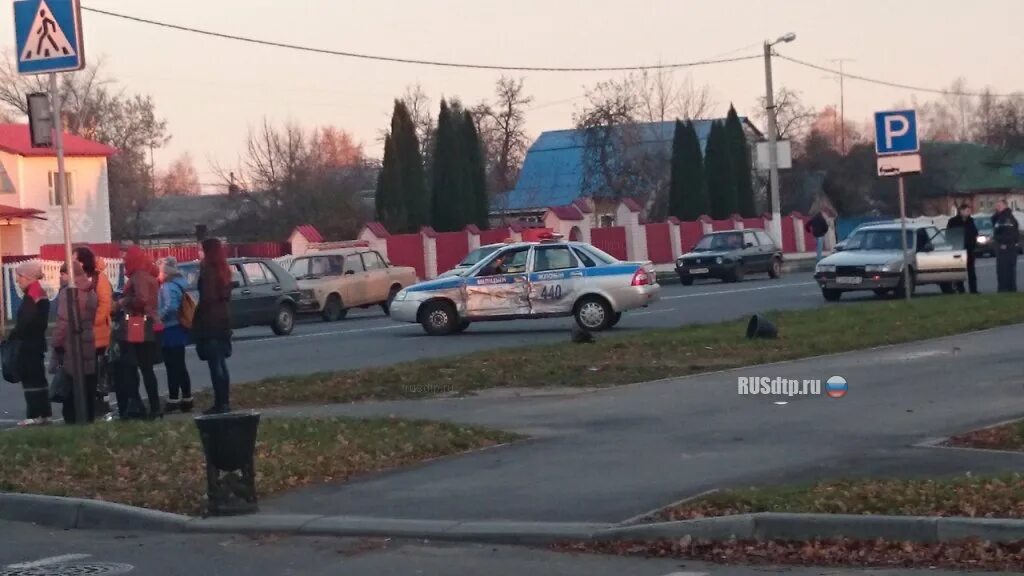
[805,211,830,261]
[158,257,193,413]
[946,203,979,294]
[9,261,51,426]
[117,246,163,418]
[53,261,99,424]
[992,200,1019,293]
[194,238,233,415]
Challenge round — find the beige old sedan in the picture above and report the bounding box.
[288,248,417,321]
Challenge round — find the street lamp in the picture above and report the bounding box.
[763,32,796,247]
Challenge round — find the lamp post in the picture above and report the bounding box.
[763,32,796,247]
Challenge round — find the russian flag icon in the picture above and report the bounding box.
[826,376,848,398]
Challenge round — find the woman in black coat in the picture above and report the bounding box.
[9,261,51,426]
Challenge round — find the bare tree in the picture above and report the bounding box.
[754,87,815,141]
[636,69,715,122]
[473,77,534,194]
[402,84,435,163]
[158,153,201,196]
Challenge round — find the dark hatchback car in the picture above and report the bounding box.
[675,229,783,285]
[178,258,302,336]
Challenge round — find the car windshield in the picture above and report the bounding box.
[976,218,994,231]
[694,233,743,251]
[459,246,500,267]
[844,229,915,251]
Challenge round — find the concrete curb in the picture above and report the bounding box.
[4,493,1024,544]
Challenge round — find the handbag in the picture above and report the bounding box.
[125,314,153,344]
[49,370,71,403]
[1,340,21,384]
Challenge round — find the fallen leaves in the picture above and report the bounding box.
[0,419,516,516]
[946,421,1024,451]
[554,537,1024,571]
[652,474,1024,521]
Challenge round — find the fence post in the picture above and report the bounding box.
[421,227,438,280]
[466,225,481,251]
[700,215,713,236]
[667,218,682,259]
[793,214,807,253]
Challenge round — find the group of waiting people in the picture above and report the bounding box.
[8,238,235,426]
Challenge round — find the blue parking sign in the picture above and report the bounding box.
[874,110,918,156]
[13,0,84,75]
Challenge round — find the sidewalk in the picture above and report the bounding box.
[260,323,1024,524]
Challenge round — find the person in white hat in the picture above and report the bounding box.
[9,261,51,425]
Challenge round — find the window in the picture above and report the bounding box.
[533,246,578,272]
[573,247,598,268]
[48,172,74,206]
[743,231,758,247]
[599,215,615,228]
[288,258,310,278]
[310,256,344,277]
[243,262,271,285]
[476,246,530,276]
[230,265,244,287]
[343,255,365,275]
[575,245,617,265]
[361,251,387,271]
[754,231,775,248]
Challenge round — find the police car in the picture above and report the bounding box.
[389,235,661,335]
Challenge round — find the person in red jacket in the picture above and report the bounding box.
[117,246,163,419]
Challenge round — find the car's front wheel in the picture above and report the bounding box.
[768,258,782,279]
[381,286,401,315]
[822,288,842,302]
[939,282,956,294]
[678,273,694,286]
[322,295,346,322]
[420,301,458,336]
[894,270,917,299]
[272,303,296,336]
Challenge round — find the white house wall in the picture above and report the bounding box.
[14,155,112,253]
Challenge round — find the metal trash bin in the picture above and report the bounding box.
[194,411,261,516]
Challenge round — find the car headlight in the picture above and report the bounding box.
[393,289,408,302]
[716,257,724,264]
[864,264,895,273]
[816,264,836,273]
[978,235,990,244]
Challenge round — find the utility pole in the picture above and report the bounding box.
[828,59,855,154]
[763,33,796,247]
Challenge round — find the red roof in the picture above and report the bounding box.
[548,205,585,221]
[362,222,390,238]
[0,204,45,220]
[572,198,593,214]
[293,224,324,243]
[0,124,117,158]
[621,198,643,213]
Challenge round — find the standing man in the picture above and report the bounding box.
[946,203,979,294]
[805,210,830,261]
[992,200,1019,293]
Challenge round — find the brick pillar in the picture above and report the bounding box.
[668,218,682,258]
[421,227,438,279]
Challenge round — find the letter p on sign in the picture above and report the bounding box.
[875,110,919,155]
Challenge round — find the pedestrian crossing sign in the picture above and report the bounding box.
[13,0,84,75]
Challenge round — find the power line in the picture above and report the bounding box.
[82,6,761,73]
[779,54,1017,98]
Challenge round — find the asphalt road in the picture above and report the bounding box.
[264,323,1024,524]
[0,258,1017,423]
[0,521,1015,576]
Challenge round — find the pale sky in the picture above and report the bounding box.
[2,0,1021,191]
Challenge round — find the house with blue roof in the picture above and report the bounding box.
[492,118,763,226]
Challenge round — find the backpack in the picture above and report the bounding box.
[174,283,197,329]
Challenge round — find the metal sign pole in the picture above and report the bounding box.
[50,72,86,423]
[898,175,911,302]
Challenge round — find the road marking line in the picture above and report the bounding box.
[8,554,91,568]
[663,281,816,300]
[242,323,414,345]
[659,572,709,576]
[630,308,675,317]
